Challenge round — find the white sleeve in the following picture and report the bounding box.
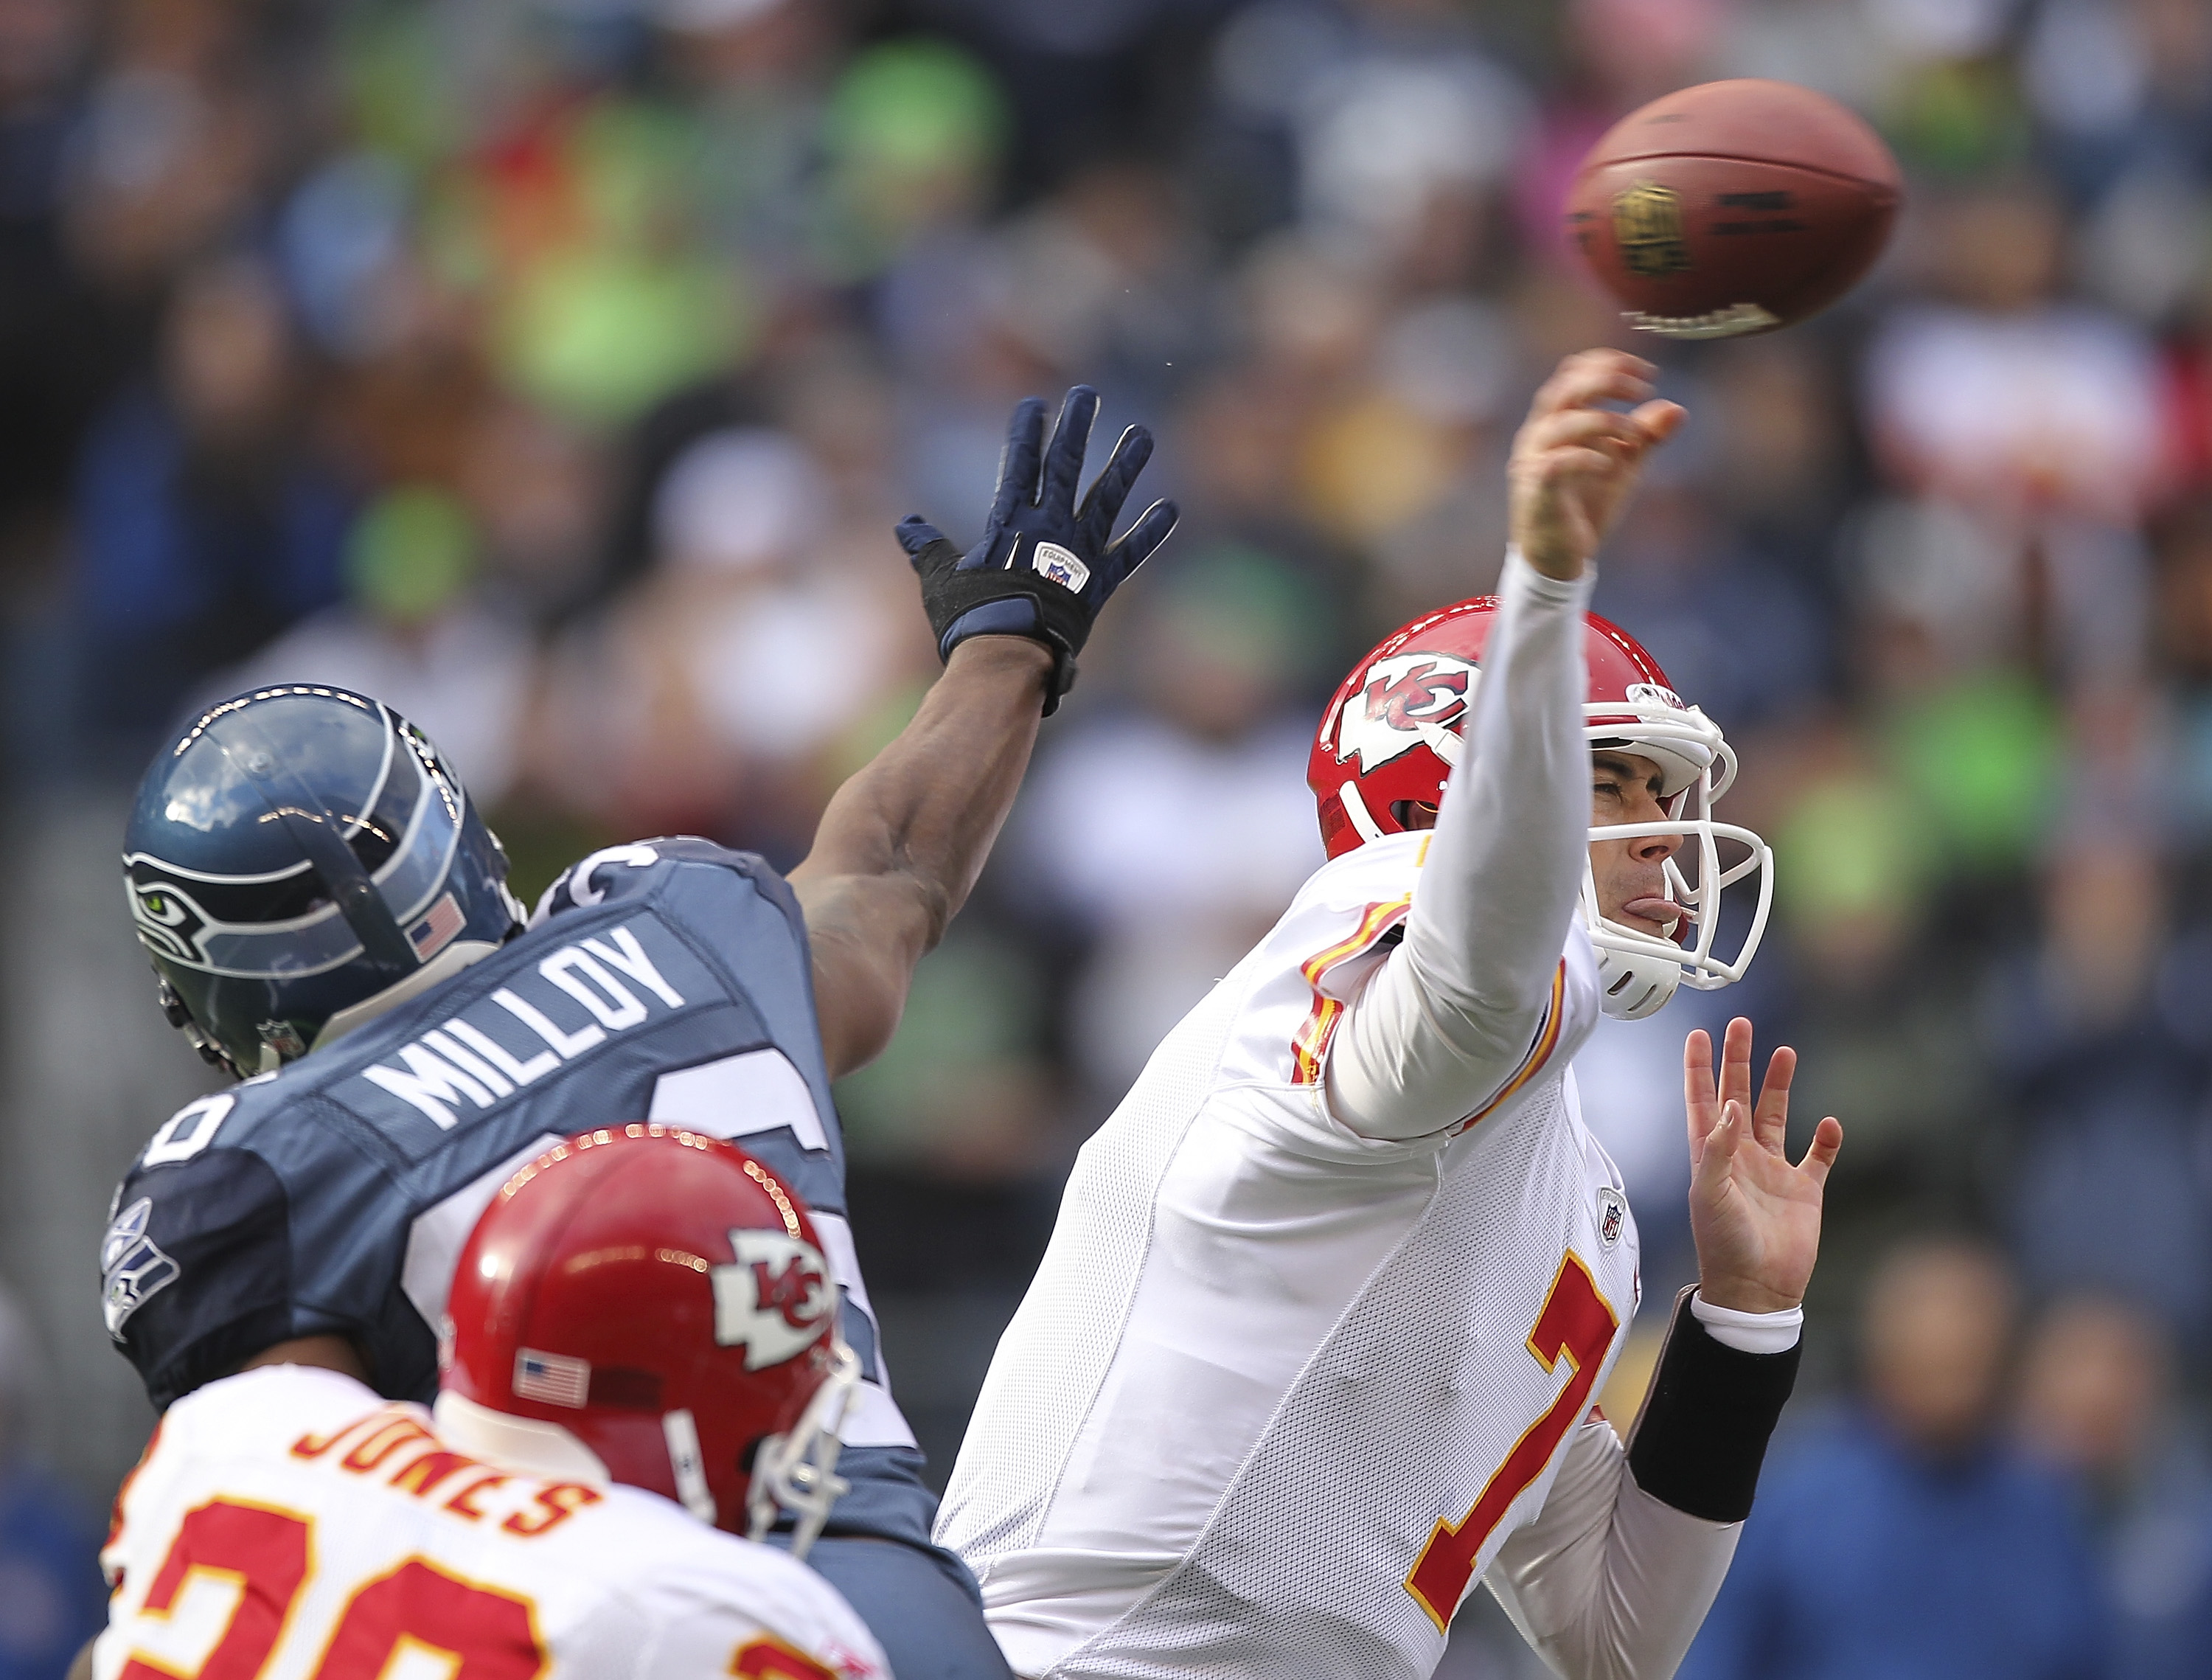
[1326,550,1595,1141]
[1484,1417,1740,1680]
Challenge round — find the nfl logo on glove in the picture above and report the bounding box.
[1031,541,1090,591]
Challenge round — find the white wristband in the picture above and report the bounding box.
[1691,1291,1803,1356]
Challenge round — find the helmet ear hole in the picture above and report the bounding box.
[1389,800,1440,830]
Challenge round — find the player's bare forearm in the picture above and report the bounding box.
[791,636,1053,1077]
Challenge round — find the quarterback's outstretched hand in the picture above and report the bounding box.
[1683,1018,1843,1315]
[1508,349,1683,582]
[897,386,1178,715]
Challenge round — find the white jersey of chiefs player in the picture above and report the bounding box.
[937,554,1745,1680]
[97,1366,886,1680]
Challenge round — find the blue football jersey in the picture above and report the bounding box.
[102,839,936,1549]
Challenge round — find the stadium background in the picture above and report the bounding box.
[2,0,2211,1673]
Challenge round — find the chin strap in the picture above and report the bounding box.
[156,979,237,1075]
[664,1409,720,1525]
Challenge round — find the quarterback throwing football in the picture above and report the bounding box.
[936,350,1845,1680]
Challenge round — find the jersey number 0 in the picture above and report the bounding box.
[1404,1252,1619,1631]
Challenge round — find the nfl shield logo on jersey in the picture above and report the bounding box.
[712,1230,834,1371]
[1596,1185,1628,1251]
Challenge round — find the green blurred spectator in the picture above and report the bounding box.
[818,38,1009,280]
[835,928,1054,1178]
[346,485,476,625]
[338,2,468,172]
[493,103,748,425]
[1887,668,2064,877]
[1774,756,1938,959]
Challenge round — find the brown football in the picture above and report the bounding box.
[1565,79,1902,339]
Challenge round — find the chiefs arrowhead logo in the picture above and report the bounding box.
[710,1230,835,1370]
[1332,653,1481,773]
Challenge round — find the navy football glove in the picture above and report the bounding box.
[897,385,1178,715]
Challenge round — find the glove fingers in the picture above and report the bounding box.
[991,398,1048,527]
[895,516,945,566]
[1077,426,1153,551]
[1102,497,1180,585]
[1040,385,1100,514]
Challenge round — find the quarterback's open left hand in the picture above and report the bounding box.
[1683,1018,1843,1316]
[897,385,1178,715]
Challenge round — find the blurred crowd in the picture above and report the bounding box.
[6,0,2212,1673]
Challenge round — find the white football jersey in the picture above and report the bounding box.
[936,830,1641,1680]
[99,1367,887,1680]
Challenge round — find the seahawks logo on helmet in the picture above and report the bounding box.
[129,881,207,965]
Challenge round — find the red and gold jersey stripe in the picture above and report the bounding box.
[1450,959,1568,1135]
[1289,896,1413,1085]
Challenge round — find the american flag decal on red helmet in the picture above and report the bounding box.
[513,1347,590,1408]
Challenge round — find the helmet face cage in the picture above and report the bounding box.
[1576,700,1775,1018]
[1310,602,1773,1018]
[747,1340,862,1557]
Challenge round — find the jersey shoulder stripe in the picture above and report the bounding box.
[1452,959,1568,1136]
[1289,895,1413,1086]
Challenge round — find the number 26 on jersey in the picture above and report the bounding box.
[111,1498,844,1680]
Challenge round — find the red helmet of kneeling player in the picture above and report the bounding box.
[435,1125,860,1555]
[1307,597,1773,1019]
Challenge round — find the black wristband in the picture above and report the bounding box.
[1624,1286,1801,1523]
[911,536,1093,715]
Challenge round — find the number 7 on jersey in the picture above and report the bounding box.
[1405,1251,1619,1631]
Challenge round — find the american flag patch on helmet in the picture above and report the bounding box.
[409,892,465,961]
[513,1347,590,1408]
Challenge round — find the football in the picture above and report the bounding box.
[1565,79,1902,339]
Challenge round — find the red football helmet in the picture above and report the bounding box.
[434,1125,859,1555]
[1307,597,1773,1018]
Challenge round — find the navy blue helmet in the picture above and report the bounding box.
[123,686,524,1077]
